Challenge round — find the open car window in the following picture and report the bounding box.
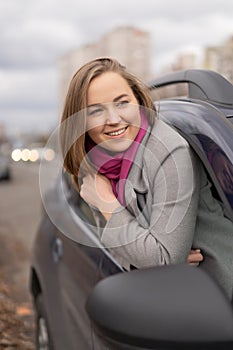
[195,133,233,209]
[158,100,233,221]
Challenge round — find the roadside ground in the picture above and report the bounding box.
[0,162,42,349]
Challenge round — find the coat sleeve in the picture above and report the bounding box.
[100,143,201,270]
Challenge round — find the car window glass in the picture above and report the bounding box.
[195,134,233,209]
[159,100,233,214]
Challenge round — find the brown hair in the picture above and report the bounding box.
[60,57,156,191]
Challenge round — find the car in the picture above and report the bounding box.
[30,69,233,350]
[0,145,11,181]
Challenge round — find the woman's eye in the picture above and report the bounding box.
[116,100,129,108]
[88,108,103,116]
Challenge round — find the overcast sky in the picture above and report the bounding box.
[0,0,232,137]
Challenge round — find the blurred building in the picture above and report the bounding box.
[59,26,152,108]
[158,52,199,98]
[172,52,198,71]
[98,27,151,80]
[204,36,233,83]
[151,52,199,100]
[153,35,233,99]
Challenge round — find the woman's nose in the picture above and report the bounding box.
[106,106,122,124]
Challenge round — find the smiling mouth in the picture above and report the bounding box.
[105,126,128,136]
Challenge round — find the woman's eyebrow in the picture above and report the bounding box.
[113,94,129,102]
[87,103,102,108]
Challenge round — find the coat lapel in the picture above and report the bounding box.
[124,131,151,228]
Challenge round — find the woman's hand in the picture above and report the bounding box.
[187,249,203,266]
[80,173,121,220]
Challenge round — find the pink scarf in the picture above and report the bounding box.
[86,110,148,206]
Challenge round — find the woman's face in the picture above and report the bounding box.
[86,72,140,153]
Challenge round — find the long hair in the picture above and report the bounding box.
[60,57,156,191]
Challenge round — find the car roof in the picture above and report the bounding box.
[149,69,233,107]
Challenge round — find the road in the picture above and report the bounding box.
[0,161,42,348]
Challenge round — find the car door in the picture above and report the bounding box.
[54,174,123,350]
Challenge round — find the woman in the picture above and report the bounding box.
[60,57,233,301]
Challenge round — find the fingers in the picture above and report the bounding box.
[187,249,204,266]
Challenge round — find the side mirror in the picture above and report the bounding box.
[86,264,233,349]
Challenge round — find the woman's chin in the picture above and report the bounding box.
[100,138,134,153]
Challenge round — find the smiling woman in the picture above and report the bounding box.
[86,72,141,153]
[59,57,233,302]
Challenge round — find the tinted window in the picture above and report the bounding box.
[159,100,233,214]
[195,134,233,208]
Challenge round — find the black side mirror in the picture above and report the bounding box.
[86,264,233,349]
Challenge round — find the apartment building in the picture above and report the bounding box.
[204,36,233,83]
[59,26,152,105]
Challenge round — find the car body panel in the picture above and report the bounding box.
[31,177,123,349]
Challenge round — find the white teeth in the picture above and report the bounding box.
[107,127,126,136]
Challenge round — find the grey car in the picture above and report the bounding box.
[30,69,233,350]
[0,147,11,180]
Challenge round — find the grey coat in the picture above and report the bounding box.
[93,119,233,301]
